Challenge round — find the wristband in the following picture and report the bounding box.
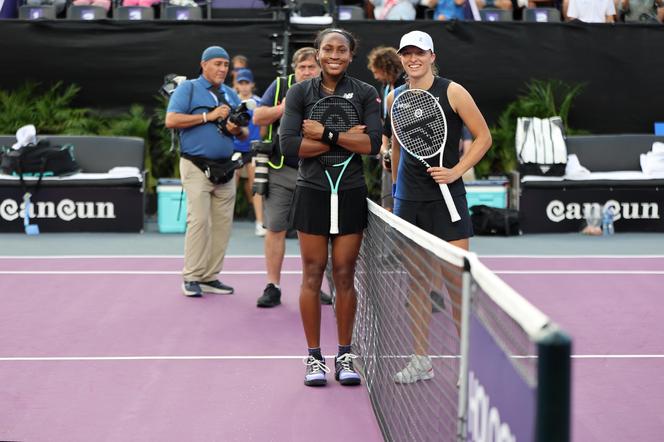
[202,112,208,124]
[321,127,339,146]
[392,183,397,198]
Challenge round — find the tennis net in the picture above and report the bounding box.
[327,200,571,442]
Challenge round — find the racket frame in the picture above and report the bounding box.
[309,95,361,234]
[390,88,462,223]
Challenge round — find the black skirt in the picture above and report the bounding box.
[290,185,368,235]
[393,195,473,242]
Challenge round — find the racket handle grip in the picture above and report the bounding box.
[329,193,339,234]
[439,183,461,223]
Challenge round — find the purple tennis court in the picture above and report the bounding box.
[0,255,381,441]
[483,255,664,442]
[1,254,662,441]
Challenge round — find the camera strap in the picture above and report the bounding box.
[208,85,231,109]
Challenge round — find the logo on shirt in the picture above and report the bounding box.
[343,93,354,99]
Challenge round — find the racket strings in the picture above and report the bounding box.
[392,91,446,159]
[309,96,361,166]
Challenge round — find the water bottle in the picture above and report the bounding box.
[602,205,615,236]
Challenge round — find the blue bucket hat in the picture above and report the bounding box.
[201,46,230,62]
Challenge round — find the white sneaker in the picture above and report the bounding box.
[255,222,267,237]
[393,355,434,384]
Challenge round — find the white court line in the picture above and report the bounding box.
[494,270,664,275]
[480,255,664,259]
[1,270,662,276]
[0,354,662,362]
[1,254,663,259]
[0,255,302,259]
[0,270,301,275]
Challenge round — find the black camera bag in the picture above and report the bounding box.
[1,140,80,191]
[181,153,236,185]
[470,205,520,236]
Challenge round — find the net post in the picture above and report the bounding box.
[456,257,472,442]
[535,325,572,442]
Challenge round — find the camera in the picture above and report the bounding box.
[216,98,257,136]
[382,146,392,171]
[251,140,275,196]
[226,99,257,127]
[160,74,187,98]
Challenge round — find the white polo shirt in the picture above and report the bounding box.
[567,0,616,22]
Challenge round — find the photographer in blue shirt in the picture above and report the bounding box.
[166,45,248,298]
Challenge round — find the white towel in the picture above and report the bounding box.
[641,151,664,177]
[108,167,141,177]
[564,154,590,178]
[12,125,37,150]
[652,142,664,154]
[289,14,333,25]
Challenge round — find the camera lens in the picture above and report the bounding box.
[253,153,270,195]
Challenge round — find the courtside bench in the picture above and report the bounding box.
[0,135,145,233]
[517,134,664,233]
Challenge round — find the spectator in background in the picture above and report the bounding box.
[165,46,248,298]
[229,55,249,85]
[367,46,405,212]
[232,68,266,237]
[564,0,616,21]
[617,0,663,22]
[122,0,161,9]
[371,0,418,19]
[425,0,466,20]
[477,0,513,13]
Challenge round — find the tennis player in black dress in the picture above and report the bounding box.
[387,30,492,384]
[280,28,382,387]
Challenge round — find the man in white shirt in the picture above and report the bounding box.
[564,0,616,22]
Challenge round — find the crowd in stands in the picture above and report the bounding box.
[2,0,662,22]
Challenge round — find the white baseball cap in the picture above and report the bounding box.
[397,30,434,54]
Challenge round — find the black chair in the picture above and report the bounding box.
[66,4,108,19]
[479,8,513,21]
[19,4,57,19]
[294,0,331,17]
[523,7,561,22]
[337,4,364,20]
[114,5,155,19]
[163,5,202,19]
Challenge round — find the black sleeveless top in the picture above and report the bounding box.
[394,77,465,201]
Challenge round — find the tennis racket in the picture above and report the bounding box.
[390,88,461,222]
[309,95,361,234]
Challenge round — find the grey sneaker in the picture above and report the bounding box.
[199,280,234,295]
[335,353,361,386]
[304,356,329,387]
[182,281,202,297]
[257,283,281,308]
